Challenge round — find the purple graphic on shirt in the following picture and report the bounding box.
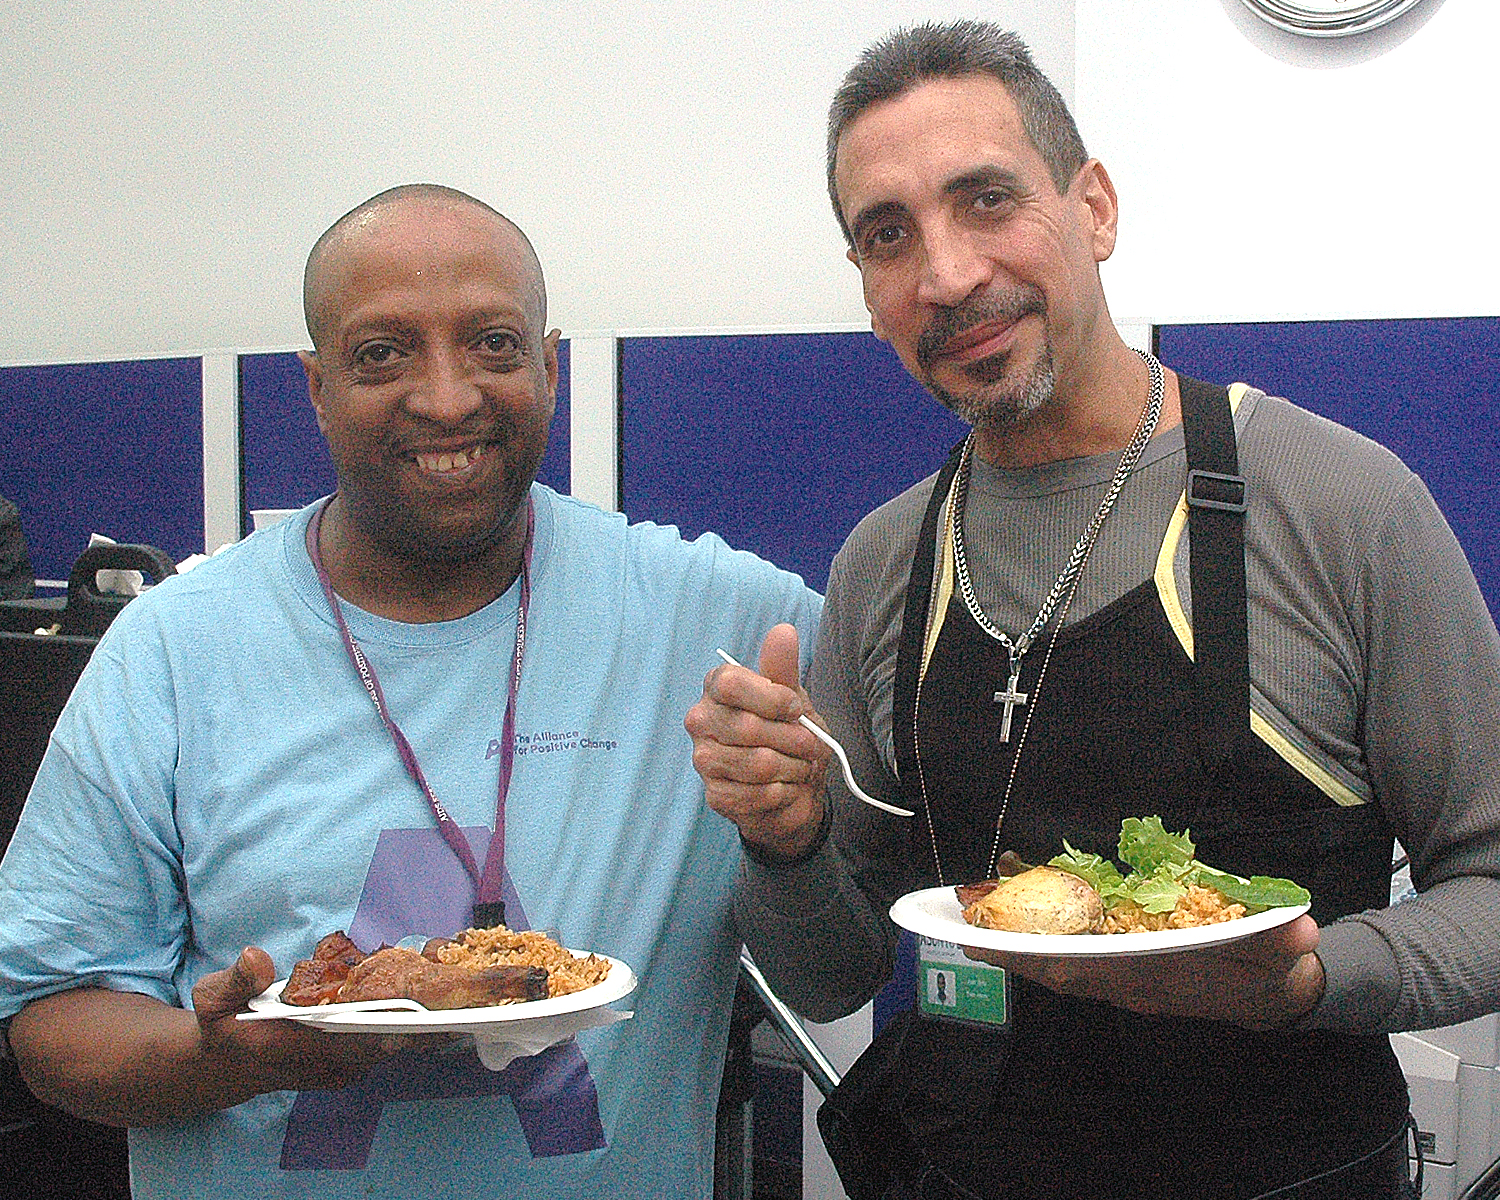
[279,827,606,1171]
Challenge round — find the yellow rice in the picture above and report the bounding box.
[433,926,611,999]
[1101,884,1247,933]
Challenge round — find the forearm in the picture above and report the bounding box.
[735,831,897,1022]
[1309,874,1500,1033]
[1345,475,1500,1031]
[734,552,912,1021]
[9,988,264,1127]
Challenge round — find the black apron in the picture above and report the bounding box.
[818,379,1412,1199]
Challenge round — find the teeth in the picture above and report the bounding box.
[415,447,480,473]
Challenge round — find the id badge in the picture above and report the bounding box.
[917,934,1009,1028]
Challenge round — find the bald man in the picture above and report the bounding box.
[0,185,820,1199]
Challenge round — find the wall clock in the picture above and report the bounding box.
[1238,0,1426,36]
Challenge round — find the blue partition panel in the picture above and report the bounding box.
[240,343,572,536]
[1158,318,1500,618]
[0,358,204,581]
[620,332,966,592]
[238,353,335,523]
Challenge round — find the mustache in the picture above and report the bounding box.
[916,287,1046,370]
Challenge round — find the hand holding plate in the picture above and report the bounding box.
[195,947,423,1095]
[968,913,1326,1031]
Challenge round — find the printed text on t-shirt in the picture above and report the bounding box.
[487,729,620,758]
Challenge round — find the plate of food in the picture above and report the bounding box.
[241,926,637,1034]
[890,816,1312,958]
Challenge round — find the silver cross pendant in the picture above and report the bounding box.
[993,667,1029,743]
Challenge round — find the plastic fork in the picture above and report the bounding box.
[715,649,914,818]
[237,997,428,1021]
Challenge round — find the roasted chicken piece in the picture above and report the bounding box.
[954,852,1036,909]
[338,947,547,1008]
[955,880,1000,908]
[310,930,366,968]
[281,957,353,1006]
[962,866,1104,934]
[279,928,552,1009]
[420,937,456,960]
[280,930,369,1005]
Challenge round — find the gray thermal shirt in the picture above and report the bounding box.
[736,386,1500,1035]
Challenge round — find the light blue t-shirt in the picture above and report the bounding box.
[0,485,821,1200]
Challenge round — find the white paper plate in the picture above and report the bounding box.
[241,952,636,1034]
[890,886,1310,957]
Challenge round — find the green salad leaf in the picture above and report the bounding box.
[1117,816,1197,875]
[1047,817,1311,917]
[1049,840,1125,896]
[1208,874,1312,913]
[1126,872,1188,913]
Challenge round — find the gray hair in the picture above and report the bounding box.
[826,21,1088,245]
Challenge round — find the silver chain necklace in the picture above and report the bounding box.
[915,510,1096,884]
[950,348,1165,742]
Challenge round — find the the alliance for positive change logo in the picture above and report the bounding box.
[487,729,620,759]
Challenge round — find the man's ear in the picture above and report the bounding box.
[543,328,561,399]
[298,350,328,435]
[1075,158,1119,263]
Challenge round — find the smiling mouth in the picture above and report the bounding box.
[934,320,1021,365]
[411,443,488,475]
[918,288,1047,373]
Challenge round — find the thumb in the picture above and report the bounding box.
[193,946,277,1020]
[758,623,802,691]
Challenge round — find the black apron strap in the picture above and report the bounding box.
[1178,375,1252,776]
[892,439,967,807]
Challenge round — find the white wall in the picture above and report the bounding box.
[7,2,1493,363]
[1074,0,1498,326]
[0,0,1073,367]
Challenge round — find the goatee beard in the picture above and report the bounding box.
[931,351,1056,433]
[917,287,1055,431]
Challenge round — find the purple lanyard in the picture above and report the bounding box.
[306,498,531,919]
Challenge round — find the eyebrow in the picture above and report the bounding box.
[340,304,532,346]
[847,164,1030,246]
[943,165,1026,197]
[341,316,422,350]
